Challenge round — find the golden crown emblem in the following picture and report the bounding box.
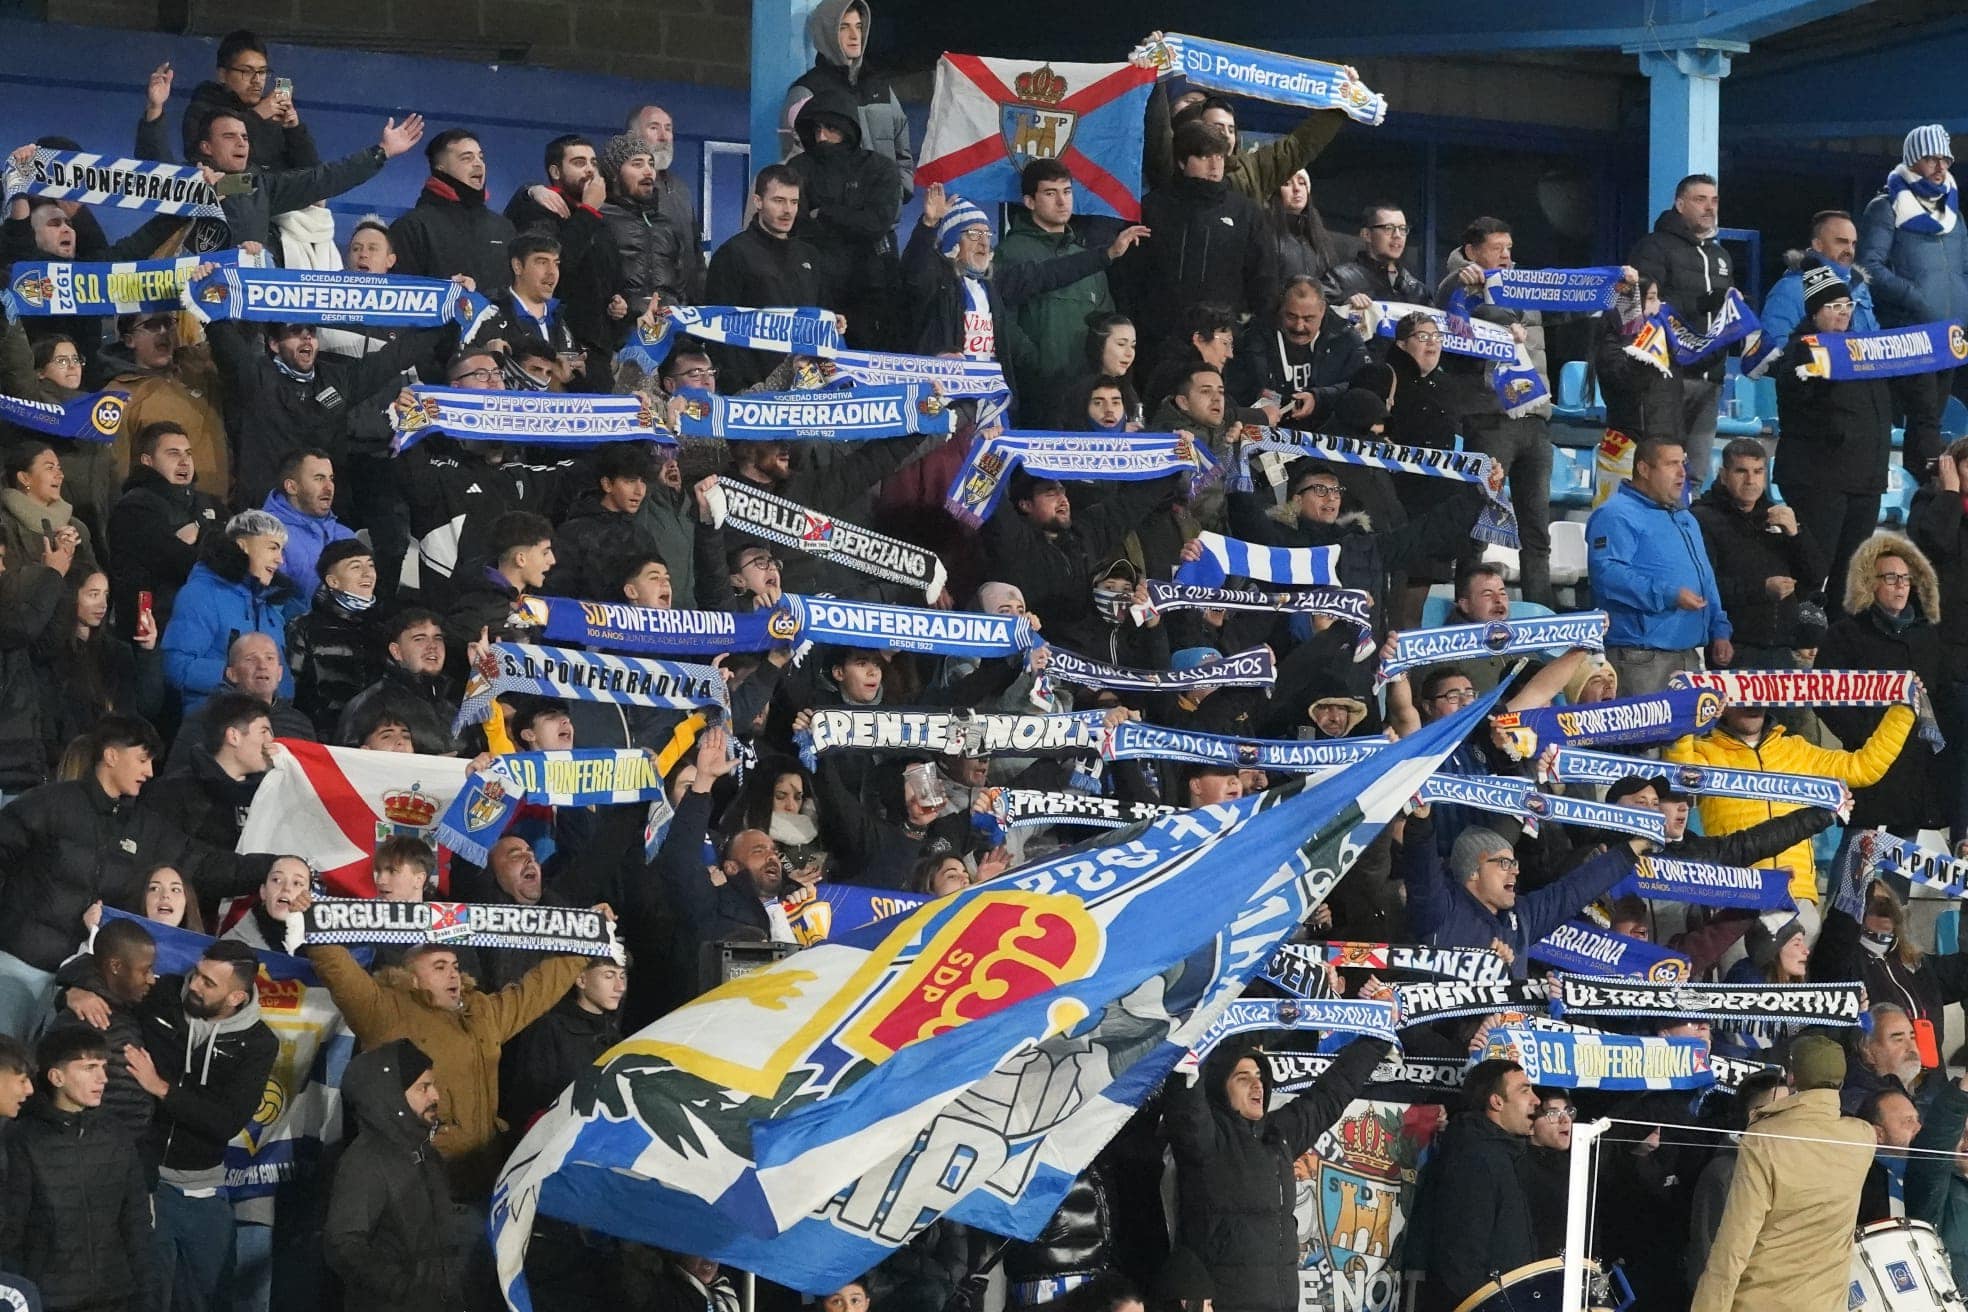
[1014,64,1067,106]
[382,786,438,827]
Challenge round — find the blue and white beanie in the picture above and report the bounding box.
[937,199,993,257]
[1904,124,1953,169]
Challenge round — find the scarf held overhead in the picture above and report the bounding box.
[1101,720,1385,774]
[1545,746,1848,812]
[1238,430,1521,550]
[1415,774,1667,843]
[1174,530,1339,589]
[517,594,796,657]
[1350,299,1549,416]
[183,264,490,330]
[1379,612,1608,682]
[1528,921,1691,982]
[3,147,222,216]
[985,788,1178,831]
[677,384,951,441]
[1268,940,1508,987]
[1045,644,1274,693]
[615,305,842,372]
[1672,669,1944,750]
[1549,976,1863,1026]
[1788,322,1968,382]
[434,748,671,864]
[391,386,659,453]
[1482,266,1626,312]
[297,897,618,957]
[1614,856,1795,911]
[1483,1026,1711,1091]
[5,248,246,318]
[1492,688,1724,760]
[706,478,947,602]
[944,431,1213,527]
[1191,997,1398,1056]
[1129,33,1388,126]
[453,643,727,735]
[805,708,1107,759]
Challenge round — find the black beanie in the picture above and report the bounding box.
[1801,257,1852,317]
[384,1038,434,1092]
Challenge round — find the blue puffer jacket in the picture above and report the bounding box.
[161,537,301,709]
[1759,254,1880,353]
[1587,479,1731,651]
[1857,189,1968,328]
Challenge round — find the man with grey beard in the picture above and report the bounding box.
[626,104,704,299]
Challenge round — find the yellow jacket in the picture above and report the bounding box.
[1664,703,1913,903]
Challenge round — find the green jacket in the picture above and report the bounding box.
[1906,1079,1968,1289]
[1143,85,1347,201]
[994,212,1115,416]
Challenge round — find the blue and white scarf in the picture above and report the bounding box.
[1268,1049,1467,1095]
[1267,940,1508,987]
[822,348,1012,415]
[4,248,247,318]
[1391,978,1550,1026]
[706,479,948,601]
[1129,33,1388,127]
[1482,266,1627,313]
[944,431,1215,527]
[1545,746,1848,813]
[0,389,126,442]
[183,264,490,330]
[676,384,951,441]
[987,788,1177,831]
[803,707,1107,763]
[1491,688,1724,760]
[1132,579,1375,658]
[1614,856,1795,911]
[1483,1026,1711,1091]
[1415,774,1666,844]
[3,147,222,217]
[1671,668,1945,750]
[1888,163,1959,235]
[298,898,617,957]
[1174,530,1339,589]
[518,594,795,657]
[391,386,659,453]
[1529,921,1691,981]
[1785,322,1968,381]
[1349,298,1549,416]
[1237,430,1522,549]
[1866,829,1968,898]
[1378,612,1608,683]
[1628,289,1762,376]
[792,594,1037,658]
[615,305,842,372]
[453,643,726,735]
[1549,976,1863,1027]
[1046,644,1274,693]
[1101,720,1384,774]
[1193,998,1398,1057]
[435,748,670,864]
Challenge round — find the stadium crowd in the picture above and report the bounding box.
[3,13,1968,1312]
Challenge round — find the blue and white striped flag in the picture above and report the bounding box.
[1174,530,1340,589]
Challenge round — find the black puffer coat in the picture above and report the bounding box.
[1164,1035,1390,1312]
[1414,1113,1537,1312]
[288,584,384,736]
[0,562,64,793]
[0,1095,151,1312]
[498,990,619,1129]
[1629,207,1735,383]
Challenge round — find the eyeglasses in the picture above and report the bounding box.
[1428,687,1478,704]
[1876,571,1912,584]
[1820,299,1855,312]
[450,367,501,384]
[225,64,271,81]
[132,319,175,335]
[674,366,718,381]
[1369,223,1410,235]
[1537,1106,1576,1121]
[1406,331,1445,345]
[1296,483,1343,499]
[740,555,783,572]
[45,354,82,368]
[1483,855,1521,872]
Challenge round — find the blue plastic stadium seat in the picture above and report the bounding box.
[1754,377,1778,434]
[1553,360,1590,421]
[1715,375,1761,438]
[1945,394,1968,438]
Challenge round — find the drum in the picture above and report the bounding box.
[1449,1257,1626,1312]
[1850,1219,1968,1312]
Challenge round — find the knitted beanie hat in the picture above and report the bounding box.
[1787,1032,1846,1091]
[599,132,654,181]
[1801,258,1853,316]
[937,199,992,257]
[1904,124,1954,169]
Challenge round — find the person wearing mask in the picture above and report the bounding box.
[1691,1035,1875,1312]
[1586,435,1731,695]
[1415,1059,1540,1312]
[104,422,226,636]
[781,0,913,202]
[702,166,826,390]
[786,88,901,350]
[1817,883,1968,1086]
[1690,439,1823,671]
[389,129,516,295]
[1164,1032,1391,1312]
[1759,210,1880,354]
[1629,173,1733,481]
[161,509,300,712]
[1858,125,1968,477]
[322,1039,468,1312]
[287,539,383,738]
[1772,261,1895,610]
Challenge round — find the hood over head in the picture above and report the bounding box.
[341,1037,436,1146]
[794,85,864,152]
[805,0,870,80]
[1843,529,1940,621]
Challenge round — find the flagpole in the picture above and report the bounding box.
[1562,1118,1607,1312]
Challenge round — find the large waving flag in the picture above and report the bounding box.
[918,56,1157,220]
[490,690,1500,1303]
[237,741,473,895]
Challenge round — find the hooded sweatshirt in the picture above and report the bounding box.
[781,0,914,202]
[140,973,278,1187]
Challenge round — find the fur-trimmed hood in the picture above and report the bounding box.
[1267,499,1373,532]
[1783,248,1870,284]
[1843,530,1940,620]
[373,961,484,1014]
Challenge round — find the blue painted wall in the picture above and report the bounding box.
[0,16,754,249]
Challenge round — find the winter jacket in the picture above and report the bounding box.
[545,490,720,605]
[1165,1036,1391,1312]
[1814,904,1968,1069]
[1142,81,1344,203]
[1229,308,1368,423]
[898,220,1110,381]
[1665,704,1914,904]
[1435,251,1548,423]
[0,563,64,792]
[261,489,355,598]
[441,565,525,660]
[179,79,321,172]
[96,340,230,501]
[701,222,829,389]
[205,317,447,507]
[337,663,458,755]
[306,943,587,1198]
[166,693,314,773]
[1324,250,1428,307]
[0,1096,151,1312]
[288,586,384,737]
[1759,252,1879,352]
[1689,483,1823,649]
[1520,1144,1570,1259]
[719,434,933,596]
[1415,1114,1538,1312]
[0,774,269,971]
[1817,544,1952,834]
[498,990,619,1130]
[1690,1087,1873,1312]
[1385,347,1463,558]
[1595,311,1684,442]
[138,971,279,1182]
[1630,207,1736,383]
[322,1040,467,1312]
[0,320,118,530]
[788,87,901,292]
[0,490,96,584]
[397,440,580,605]
[996,210,1118,408]
[160,536,300,710]
[596,186,703,327]
[1772,342,1894,494]
[389,173,519,297]
[1907,1079,1968,1288]
[1126,174,1277,349]
[47,964,150,1142]
[137,746,263,853]
[1400,813,1638,974]
[1858,186,1968,329]
[1586,479,1731,651]
[104,463,225,634]
[781,0,914,202]
[1909,480,1968,681]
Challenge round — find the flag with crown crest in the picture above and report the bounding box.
[918,56,1157,220]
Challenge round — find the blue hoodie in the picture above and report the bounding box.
[262,490,355,599]
[1587,479,1731,651]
